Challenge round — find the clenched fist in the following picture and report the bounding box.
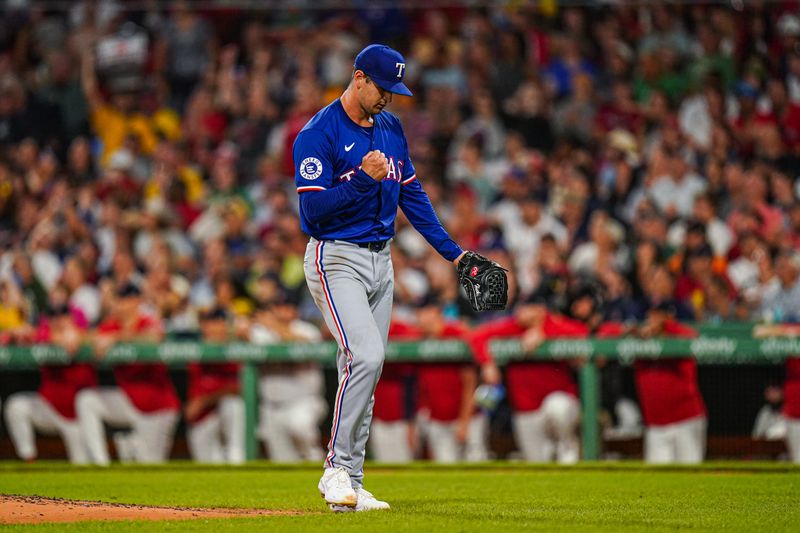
[361,150,389,181]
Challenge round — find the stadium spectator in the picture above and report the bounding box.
[667,194,734,258]
[647,150,707,219]
[62,256,101,325]
[553,72,595,144]
[186,307,244,464]
[76,283,179,465]
[36,51,89,143]
[6,253,48,322]
[726,232,775,309]
[640,263,694,321]
[80,44,158,168]
[492,192,567,296]
[544,32,596,100]
[0,72,63,148]
[448,89,506,163]
[0,278,29,340]
[760,251,800,323]
[567,210,627,277]
[674,245,734,321]
[529,233,569,302]
[154,0,216,113]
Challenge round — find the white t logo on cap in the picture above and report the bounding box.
[395,62,406,78]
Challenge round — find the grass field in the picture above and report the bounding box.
[1,462,799,531]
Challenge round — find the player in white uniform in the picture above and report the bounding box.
[249,296,326,462]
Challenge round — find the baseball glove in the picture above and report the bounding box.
[457,251,509,312]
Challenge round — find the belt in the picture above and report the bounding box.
[356,240,389,252]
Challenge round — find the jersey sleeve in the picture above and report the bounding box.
[293,129,334,193]
[399,175,463,262]
[294,127,379,224]
[400,152,417,187]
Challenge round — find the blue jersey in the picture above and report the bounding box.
[293,99,462,261]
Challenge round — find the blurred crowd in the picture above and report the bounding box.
[1,0,800,464]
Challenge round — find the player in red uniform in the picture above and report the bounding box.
[185,307,244,464]
[4,303,96,463]
[631,302,706,464]
[75,284,180,465]
[369,319,418,463]
[470,294,586,463]
[415,299,487,462]
[783,357,800,462]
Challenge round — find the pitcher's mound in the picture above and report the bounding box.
[0,494,299,524]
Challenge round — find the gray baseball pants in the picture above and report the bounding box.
[304,238,393,487]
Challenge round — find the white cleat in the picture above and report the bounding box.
[318,467,357,507]
[328,488,391,513]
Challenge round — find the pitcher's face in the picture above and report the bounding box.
[356,71,393,115]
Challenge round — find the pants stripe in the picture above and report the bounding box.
[315,241,353,468]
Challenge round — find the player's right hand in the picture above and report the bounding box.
[361,150,389,181]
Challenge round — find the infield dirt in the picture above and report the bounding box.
[0,494,298,524]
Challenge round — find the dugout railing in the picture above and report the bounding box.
[1,323,797,460]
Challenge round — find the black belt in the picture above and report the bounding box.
[356,240,389,252]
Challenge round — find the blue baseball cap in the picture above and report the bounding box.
[354,44,413,97]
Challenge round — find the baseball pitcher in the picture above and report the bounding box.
[293,44,506,512]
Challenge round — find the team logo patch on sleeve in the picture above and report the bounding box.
[300,157,323,180]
